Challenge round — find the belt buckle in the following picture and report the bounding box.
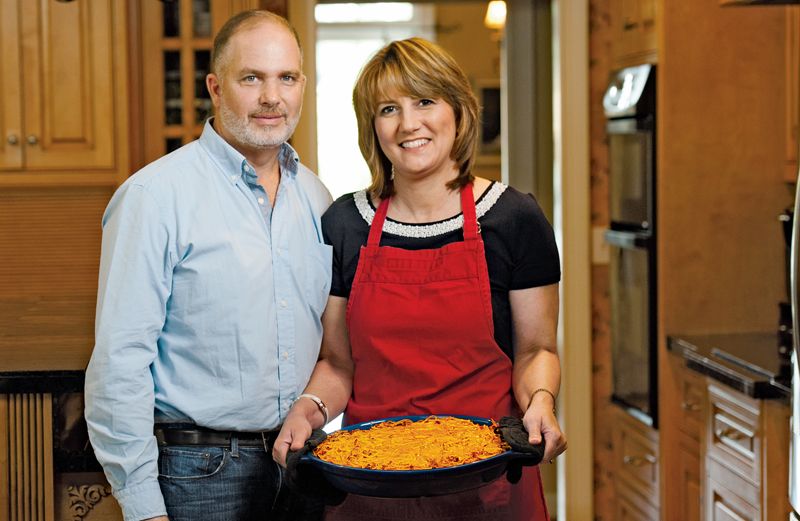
[260,430,270,452]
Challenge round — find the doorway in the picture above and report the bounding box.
[314,3,435,198]
[311,1,502,199]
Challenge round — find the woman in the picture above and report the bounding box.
[274,37,566,520]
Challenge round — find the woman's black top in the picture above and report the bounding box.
[321,181,561,360]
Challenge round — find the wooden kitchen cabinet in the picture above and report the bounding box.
[614,486,660,521]
[785,6,799,183]
[611,405,660,518]
[661,350,791,521]
[137,0,268,166]
[704,383,791,520]
[706,458,760,521]
[609,0,658,69]
[676,432,703,521]
[661,353,705,521]
[0,0,127,184]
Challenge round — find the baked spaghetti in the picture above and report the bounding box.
[313,416,509,470]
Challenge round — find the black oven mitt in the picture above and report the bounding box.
[285,428,348,507]
[498,416,545,484]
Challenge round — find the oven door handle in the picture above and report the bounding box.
[607,115,654,134]
[604,230,652,249]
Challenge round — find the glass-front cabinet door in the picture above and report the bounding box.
[139,0,265,163]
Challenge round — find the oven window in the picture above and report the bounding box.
[609,244,652,416]
[609,131,652,229]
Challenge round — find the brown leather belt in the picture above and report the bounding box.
[154,424,281,448]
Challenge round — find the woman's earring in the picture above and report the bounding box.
[390,164,395,181]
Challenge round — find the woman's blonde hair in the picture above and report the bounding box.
[352,38,480,199]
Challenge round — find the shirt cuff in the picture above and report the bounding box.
[113,480,167,521]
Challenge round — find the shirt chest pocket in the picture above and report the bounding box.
[305,242,332,318]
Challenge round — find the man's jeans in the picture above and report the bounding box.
[158,438,322,520]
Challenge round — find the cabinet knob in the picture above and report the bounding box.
[716,427,747,442]
[623,454,656,467]
[26,135,38,145]
[680,401,700,412]
[7,134,19,145]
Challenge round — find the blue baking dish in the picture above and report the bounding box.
[298,414,541,498]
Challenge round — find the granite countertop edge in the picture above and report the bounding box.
[0,370,86,394]
[667,334,791,400]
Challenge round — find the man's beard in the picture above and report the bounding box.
[217,103,299,149]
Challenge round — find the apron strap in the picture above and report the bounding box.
[461,183,479,241]
[368,196,390,247]
[367,183,479,246]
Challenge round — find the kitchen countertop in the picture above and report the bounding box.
[667,332,791,399]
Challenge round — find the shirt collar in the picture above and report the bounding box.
[199,118,301,185]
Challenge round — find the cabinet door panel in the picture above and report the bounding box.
[639,0,657,52]
[0,0,22,170]
[610,0,658,68]
[677,360,706,442]
[22,0,116,171]
[676,433,702,521]
[786,7,800,182]
[614,415,659,504]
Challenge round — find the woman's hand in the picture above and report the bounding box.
[508,285,566,464]
[522,391,567,464]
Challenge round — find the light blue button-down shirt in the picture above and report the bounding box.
[85,120,332,521]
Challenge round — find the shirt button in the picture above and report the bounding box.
[280,299,288,308]
[230,175,238,181]
[282,351,289,360]
[257,197,265,205]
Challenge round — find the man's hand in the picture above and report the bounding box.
[144,517,169,521]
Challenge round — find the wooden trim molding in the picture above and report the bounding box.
[66,484,112,521]
[2,393,54,521]
[553,0,594,519]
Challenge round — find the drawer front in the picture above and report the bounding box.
[677,364,706,442]
[615,486,660,521]
[707,483,759,521]
[706,459,760,521]
[614,409,660,506]
[706,384,761,486]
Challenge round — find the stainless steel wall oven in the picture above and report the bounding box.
[603,64,658,427]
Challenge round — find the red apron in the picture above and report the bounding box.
[326,185,549,521]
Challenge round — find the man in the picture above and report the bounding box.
[85,10,332,521]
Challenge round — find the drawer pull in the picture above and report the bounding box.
[623,454,656,467]
[716,427,747,442]
[681,401,700,412]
